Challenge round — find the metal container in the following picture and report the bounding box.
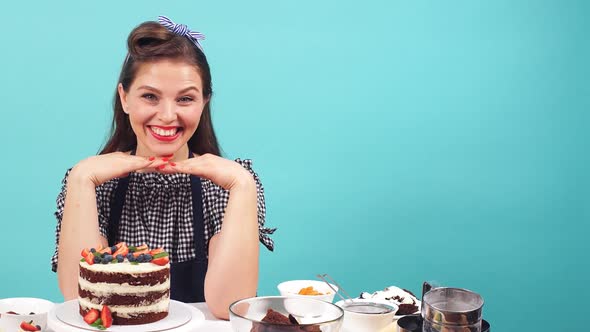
[421,287,484,332]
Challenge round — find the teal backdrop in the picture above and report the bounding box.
[0,1,588,331]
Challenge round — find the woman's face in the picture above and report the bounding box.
[118,59,208,158]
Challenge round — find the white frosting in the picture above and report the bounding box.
[359,286,419,305]
[78,296,169,318]
[78,277,170,295]
[80,261,169,273]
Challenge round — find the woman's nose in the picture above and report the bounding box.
[157,102,177,122]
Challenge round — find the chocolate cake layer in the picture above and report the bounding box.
[78,286,169,306]
[79,265,169,285]
[79,306,168,325]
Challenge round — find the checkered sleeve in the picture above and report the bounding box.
[50,169,114,272]
[203,158,275,251]
[50,169,70,272]
[95,180,116,239]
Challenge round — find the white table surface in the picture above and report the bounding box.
[47,302,232,332]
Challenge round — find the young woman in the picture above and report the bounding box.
[50,16,275,319]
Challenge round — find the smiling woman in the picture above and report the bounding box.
[117,60,207,156]
[50,16,275,321]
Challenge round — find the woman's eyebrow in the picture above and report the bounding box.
[178,86,200,94]
[136,85,200,94]
[137,85,161,93]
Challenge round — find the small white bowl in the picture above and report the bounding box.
[0,297,54,331]
[336,299,398,332]
[277,280,338,303]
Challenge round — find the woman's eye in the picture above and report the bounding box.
[178,96,194,103]
[142,93,158,102]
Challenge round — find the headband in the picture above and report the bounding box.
[158,15,205,52]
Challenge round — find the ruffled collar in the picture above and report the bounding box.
[127,171,192,187]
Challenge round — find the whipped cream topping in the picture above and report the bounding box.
[78,277,170,295]
[359,286,419,305]
[357,285,421,316]
[80,261,169,273]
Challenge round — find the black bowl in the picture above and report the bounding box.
[397,315,491,332]
[397,314,422,332]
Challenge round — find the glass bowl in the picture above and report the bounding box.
[229,296,344,331]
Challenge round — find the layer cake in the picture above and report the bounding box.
[78,243,170,325]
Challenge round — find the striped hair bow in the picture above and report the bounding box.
[158,15,205,52]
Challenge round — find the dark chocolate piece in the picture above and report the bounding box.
[397,303,419,315]
[250,309,322,332]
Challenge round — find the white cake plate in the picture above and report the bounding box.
[49,300,204,332]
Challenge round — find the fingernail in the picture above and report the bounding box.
[162,158,169,162]
[157,165,166,170]
[148,156,155,161]
[163,154,174,158]
[169,162,176,166]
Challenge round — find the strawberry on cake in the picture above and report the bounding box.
[78,242,171,325]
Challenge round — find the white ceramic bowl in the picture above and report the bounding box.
[343,297,421,331]
[277,279,338,303]
[336,299,399,332]
[0,297,54,331]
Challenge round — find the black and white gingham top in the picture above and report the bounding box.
[51,158,275,272]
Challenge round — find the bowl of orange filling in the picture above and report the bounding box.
[277,280,338,303]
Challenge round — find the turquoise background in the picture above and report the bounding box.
[0,1,588,330]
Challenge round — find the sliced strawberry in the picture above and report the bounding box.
[113,244,129,257]
[20,321,40,331]
[152,256,170,266]
[81,248,90,258]
[84,252,95,265]
[83,309,99,325]
[149,247,165,255]
[135,244,149,251]
[132,249,149,257]
[101,305,113,328]
[99,247,112,254]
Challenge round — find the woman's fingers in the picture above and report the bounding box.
[160,154,252,191]
[135,158,168,173]
[163,158,209,176]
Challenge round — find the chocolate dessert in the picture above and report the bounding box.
[359,285,421,315]
[251,309,321,332]
[397,303,420,316]
[78,243,171,325]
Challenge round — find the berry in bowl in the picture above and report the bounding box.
[229,296,344,331]
[277,280,338,303]
[0,298,54,331]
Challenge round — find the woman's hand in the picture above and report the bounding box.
[164,154,260,318]
[161,153,255,191]
[70,152,167,186]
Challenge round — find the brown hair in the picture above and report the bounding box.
[100,21,221,156]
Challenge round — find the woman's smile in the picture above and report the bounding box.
[148,125,184,142]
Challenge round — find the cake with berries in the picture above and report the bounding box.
[78,242,171,325]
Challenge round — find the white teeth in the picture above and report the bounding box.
[151,127,178,136]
